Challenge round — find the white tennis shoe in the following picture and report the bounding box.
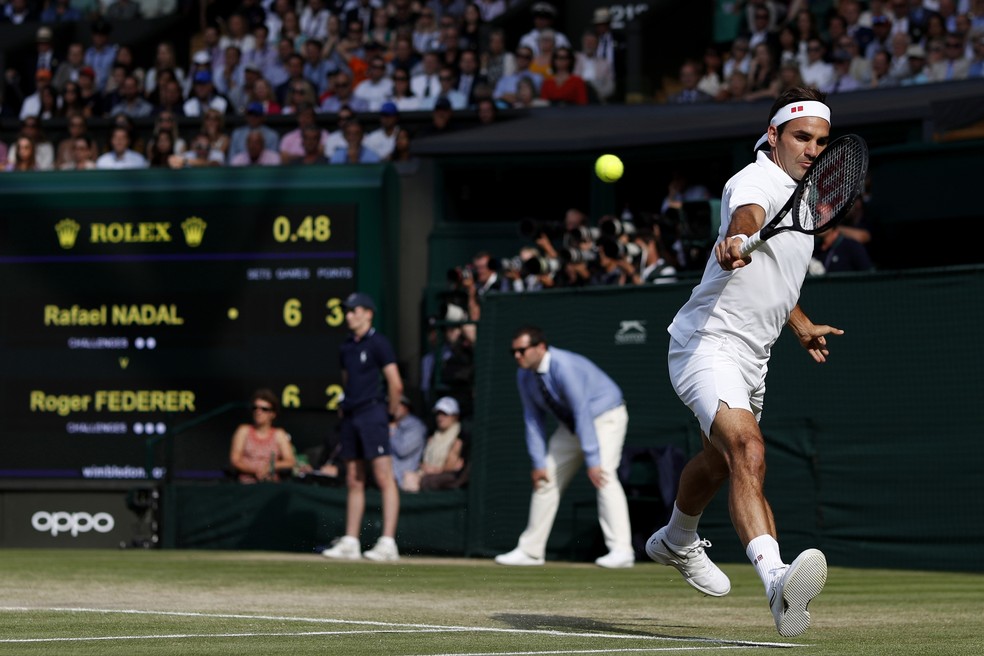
[645,527,731,596]
[494,547,545,566]
[321,536,362,560]
[595,549,635,569]
[768,549,827,637]
[363,537,400,562]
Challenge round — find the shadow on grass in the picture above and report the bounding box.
[492,612,677,637]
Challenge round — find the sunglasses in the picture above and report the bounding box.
[510,343,538,356]
[253,405,275,413]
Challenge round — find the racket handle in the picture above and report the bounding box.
[738,231,763,258]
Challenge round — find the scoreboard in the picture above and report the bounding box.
[0,166,396,481]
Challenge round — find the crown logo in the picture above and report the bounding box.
[181,216,207,247]
[54,218,81,249]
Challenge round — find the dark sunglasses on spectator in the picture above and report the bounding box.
[252,405,275,412]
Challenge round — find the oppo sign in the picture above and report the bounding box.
[31,511,116,537]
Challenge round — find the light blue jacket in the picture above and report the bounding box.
[516,347,623,470]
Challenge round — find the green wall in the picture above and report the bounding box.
[466,267,984,572]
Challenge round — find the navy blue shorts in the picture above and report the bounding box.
[339,403,391,461]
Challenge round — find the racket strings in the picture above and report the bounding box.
[799,141,867,232]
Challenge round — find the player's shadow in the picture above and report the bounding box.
[491,612,690,638]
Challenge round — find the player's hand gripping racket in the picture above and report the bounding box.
[739,134,869,258]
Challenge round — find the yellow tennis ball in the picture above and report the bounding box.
[595,154,623,183]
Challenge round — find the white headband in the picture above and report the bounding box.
[753,100,831,152]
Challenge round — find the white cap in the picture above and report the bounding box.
[433,396,460,416]
[445,303,468,322]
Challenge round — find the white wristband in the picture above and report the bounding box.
[728,234,748,244]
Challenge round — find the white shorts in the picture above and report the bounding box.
[667,332,766,439]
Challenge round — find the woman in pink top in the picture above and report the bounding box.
[229,389,296,482]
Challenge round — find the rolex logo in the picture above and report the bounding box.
[54,218,81,249]
[181,216,207,247]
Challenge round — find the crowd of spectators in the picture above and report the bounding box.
[3,1,982,170]
[667,0,984,105]
[0,0,627,171]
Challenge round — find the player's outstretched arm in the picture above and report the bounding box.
[787,305,844,364]
[717,204,764,270]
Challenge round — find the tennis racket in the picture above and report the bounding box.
[739,134,869,258]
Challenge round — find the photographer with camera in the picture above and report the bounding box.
[462,250,512,323]
[591,235,640,286]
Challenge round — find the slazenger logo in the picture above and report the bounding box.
[614,320,647,345]
[31,511,115,537]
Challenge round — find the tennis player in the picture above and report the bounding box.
[647,87,843,637]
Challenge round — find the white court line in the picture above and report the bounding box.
[416,650,785,655]
[0,607,805,650]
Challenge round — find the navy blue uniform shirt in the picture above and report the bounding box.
[339,328,397,413]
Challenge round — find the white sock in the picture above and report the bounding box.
[746,534,785,591]
[377,536,396,546]
[664,503,701,546]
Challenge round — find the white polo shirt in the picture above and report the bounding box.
[668,150,813,365]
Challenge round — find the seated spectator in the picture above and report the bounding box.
[289,124,332,165]
[389,126,416,165]
[455,48,488,108]
[388,68,421,111]
[56,114,88,168]
[800,37,835,89]
[52,42,85,94]
[353,56,394,111]
[9,117,54,170]
[109,74,154,118]
[183,70,231,117]
[364,101,400,160]
[415,96,459,138]
[410,49,444,99]
[230,128,282,166]
[420,66,468,110]
[328,118,381,164]
[229,102,279,162]
[171,132,225,168]
[62,135,97,170]
[95,125,148,169]
[512,76,549,108]
[75,66,104,117]
[667,59,714,104]
[229,389,296,483]
[320,70,370,113]
[4,136,39,172]
[401,396,468,492]
[492,47,543,106]
[147,129,176,168]
[390,395,427,492]
[60,81,87,118]
[574,30,615,102]
[200,108,231,158]
[147,110,186,158]
[83,19,117,93]
[540,47,589,105]
[482,28,515,92]
[19,69,54,120]
[822,50,863,93]
[144,42,186,100]
[530,28,557,77]
[214,45,247,110]
[279,102,330,162]
[246,77,282,115]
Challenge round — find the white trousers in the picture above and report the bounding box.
[516,404,632,558]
